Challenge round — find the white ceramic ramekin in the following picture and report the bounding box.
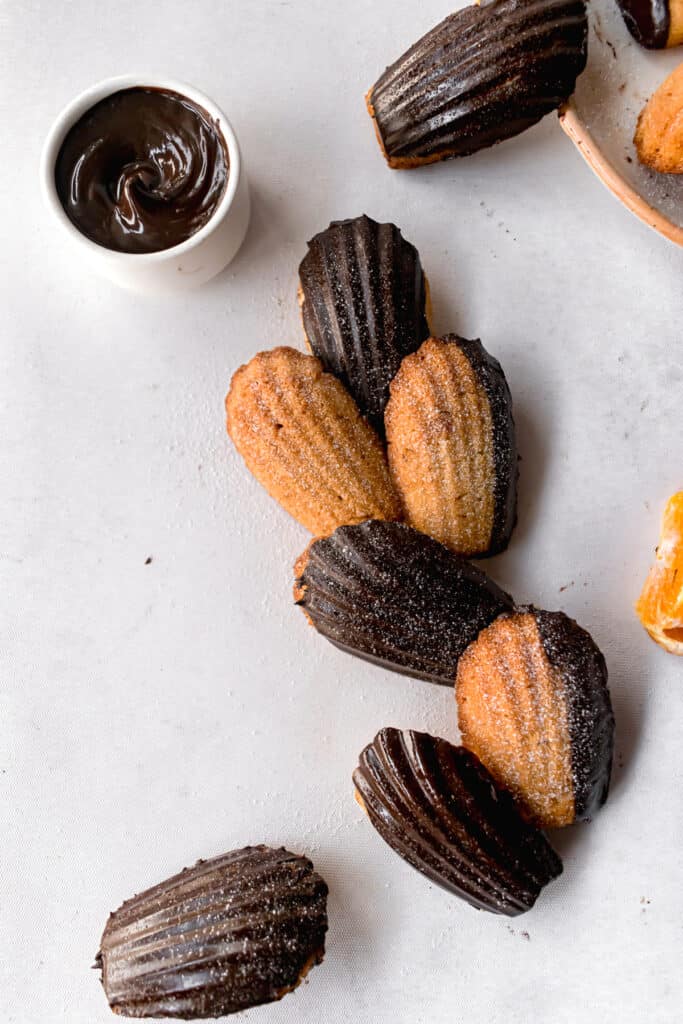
[40,75,250,293]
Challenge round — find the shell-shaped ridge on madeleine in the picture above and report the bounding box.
[385,334,517,557]
[294,519,514,685]
[353,728,562,915]
[456,607,614,829]
[367,0,588,166]
[298,214,430,428]
[97,845,329,1019]
[226,346,401,537]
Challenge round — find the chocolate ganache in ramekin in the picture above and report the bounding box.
[54,86,229,254]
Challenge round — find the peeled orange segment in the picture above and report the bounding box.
[636,492,683,655]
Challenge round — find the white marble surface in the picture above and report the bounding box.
[1,1,682,1021]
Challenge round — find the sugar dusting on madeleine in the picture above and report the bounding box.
[456,608,614,829]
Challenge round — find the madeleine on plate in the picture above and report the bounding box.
[635,63,683,173]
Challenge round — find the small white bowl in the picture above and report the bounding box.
[40,74,250,293]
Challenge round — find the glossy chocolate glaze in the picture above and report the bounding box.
[299,215,430,428]
[354,729,563,915]
[533,608,615,820]
[443,335,518,556]
[294,520,513,685]
[368,0,588,166]
[616,0,670,47]
[55,87,228,254]
[96,846,328,1019]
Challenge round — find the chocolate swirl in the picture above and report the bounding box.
[354,729,563,915]
[55,87,229,254]
[96,846,328,1019]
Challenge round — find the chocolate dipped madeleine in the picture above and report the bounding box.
[354,728,563,915]
[616,0,683,48]
[456,607,614,829]
[96,846,328,1019]
[366,0,589,167]
[226,347,401,536]
[298,215,431,428]
[294,519,513,685]
[385,335,517,557]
